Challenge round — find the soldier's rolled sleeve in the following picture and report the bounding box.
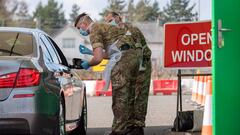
[92,42,104,49]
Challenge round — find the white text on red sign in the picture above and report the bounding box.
[172,32,212,63]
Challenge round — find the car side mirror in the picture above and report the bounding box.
[69,58,84,69]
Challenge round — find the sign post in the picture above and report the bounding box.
[164,21,212,132]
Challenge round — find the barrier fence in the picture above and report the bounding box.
[83,79,193,97]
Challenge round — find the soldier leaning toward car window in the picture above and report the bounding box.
[75,13,144,135]
[104,11,152,135]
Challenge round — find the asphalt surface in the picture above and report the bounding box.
[86,95,201,135]
[87,126,201,135]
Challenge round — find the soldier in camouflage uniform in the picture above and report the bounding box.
[105,12,152,135]
[75,13,142,135]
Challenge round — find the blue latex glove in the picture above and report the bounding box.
[81,60,90,70]
[79,44,93,55]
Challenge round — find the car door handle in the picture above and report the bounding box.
[59,71,63,76]
[57,71,72,78]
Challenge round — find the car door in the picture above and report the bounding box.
[212,0,240,135]
[39,34,72,118]
[46,36,84,127]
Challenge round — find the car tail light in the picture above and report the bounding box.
[15,68,40,88]
[13,94,35,98]
[0,68,40,88]
[0,73,17,88]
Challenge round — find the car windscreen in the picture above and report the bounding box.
[0,32,33,56]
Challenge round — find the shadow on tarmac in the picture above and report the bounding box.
[87,126,201,135]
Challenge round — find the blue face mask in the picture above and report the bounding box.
[79,28,89,36]
[110,20,117,26]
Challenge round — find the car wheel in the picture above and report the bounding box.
[69,87,87,135]
[55,97,66,135]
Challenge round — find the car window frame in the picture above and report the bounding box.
[40,34,60,64]
[44,35,62,64]
[46,36,69,67]
[39,37,53,63]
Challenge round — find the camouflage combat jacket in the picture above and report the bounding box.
[89,23,136,51]
[123,23,152,58]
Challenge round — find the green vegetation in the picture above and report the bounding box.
[0,0,198,30]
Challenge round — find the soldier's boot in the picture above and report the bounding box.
[104,131,120,135]
[125,127,144,135]
[106,128,133,135]
[106,131,121,135]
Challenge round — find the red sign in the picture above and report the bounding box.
[164,21,212,68]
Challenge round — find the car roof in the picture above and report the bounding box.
[0,27,47,35]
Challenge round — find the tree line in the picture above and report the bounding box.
[100,0,198,23]
[0,0,198,33]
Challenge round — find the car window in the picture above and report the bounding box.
[40,35,60,64]
[0,32,33,56]
[47,36,69,67]
[45,36,62,64]
[39,39,53,62]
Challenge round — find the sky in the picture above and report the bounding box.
[22,0,212,21]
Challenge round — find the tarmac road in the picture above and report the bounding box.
[86,95,201,135]
[87,126,201,135]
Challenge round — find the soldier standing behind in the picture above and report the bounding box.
[75,13,142,135]
[105,11,152,135]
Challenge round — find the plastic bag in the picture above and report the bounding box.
[172,111,194,132]
[102,41,122,91]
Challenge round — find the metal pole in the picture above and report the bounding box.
[179,73,212,77]
[176,69,181,131]
[35,17,41,29]
[1,19,5,26]
[178,70,182,112]
[198,0,200,20]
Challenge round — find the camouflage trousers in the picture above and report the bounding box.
[111,49,151,133]
[130,57,151,127]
